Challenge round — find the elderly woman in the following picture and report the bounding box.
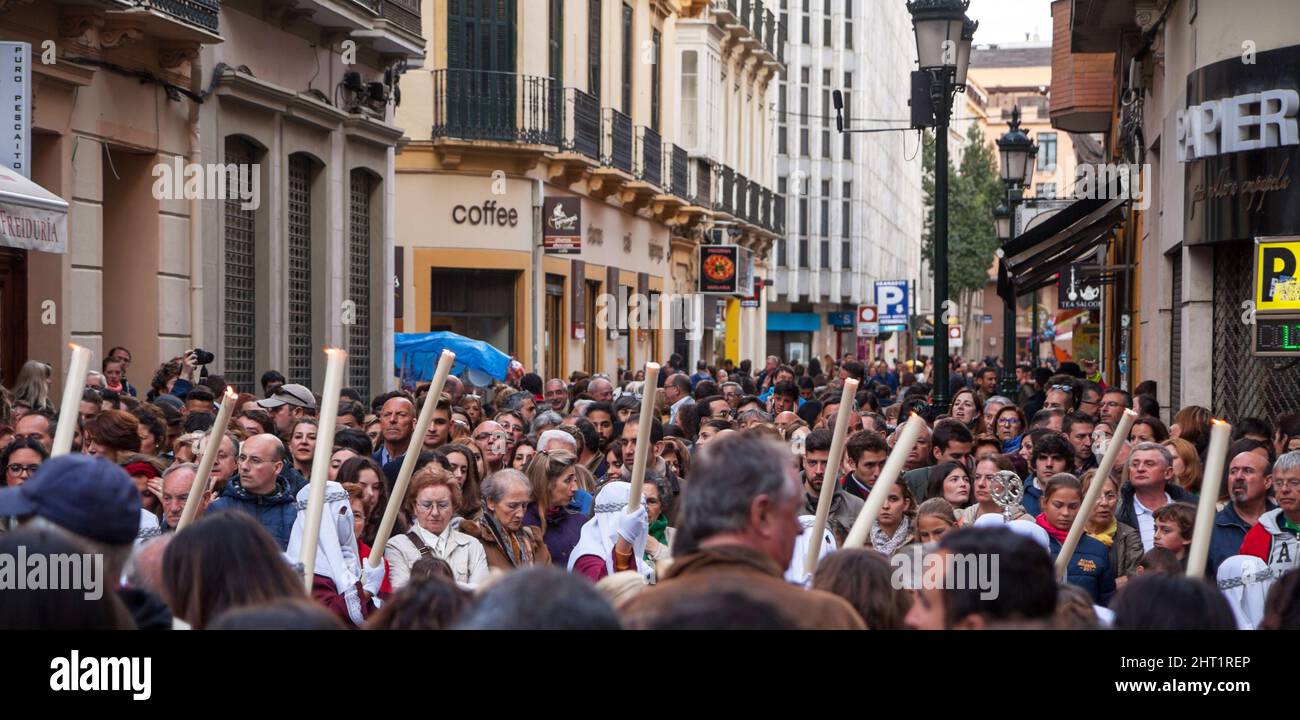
[643,470,676,570]
[383,465,489,590]
[458,469,551,571]
[993,404,1028,454]
[522,450,588,568]
[568,481,652,583]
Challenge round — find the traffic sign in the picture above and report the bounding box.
[874,281,909,326]
[857,305,878,337]
[948,325,962,349]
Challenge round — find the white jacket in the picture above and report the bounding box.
[384,523,489,590]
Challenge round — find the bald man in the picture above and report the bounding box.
[207,433,298,549]
[473,420,509,474]
[160,463,198,532]
[444,375,465,406]
[775,411,801,435]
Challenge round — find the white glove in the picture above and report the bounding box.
[361,561,386,596]
[616,504,648,546]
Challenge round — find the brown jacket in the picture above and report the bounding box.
[458,519,552,571]
[621,543,867,630]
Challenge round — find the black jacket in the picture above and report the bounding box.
[1116,481,1198,532]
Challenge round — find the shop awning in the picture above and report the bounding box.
[998,197,1126,298]
[0,165,68,254]
[767,312,822,333]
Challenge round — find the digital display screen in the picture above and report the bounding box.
[1255,316,1300,355]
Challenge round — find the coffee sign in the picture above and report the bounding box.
[543,197,581,254]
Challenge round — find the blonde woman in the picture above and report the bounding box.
[1162,437,1204,494]
[9,360,53,414]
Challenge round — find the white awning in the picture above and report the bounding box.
[0,165,68,254]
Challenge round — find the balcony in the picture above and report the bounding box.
[562,89,602,161]
[774,194,785,234]
[735,173,749,222]
[666,144,690,201]
[718,165,736,217]
[365,0,425,56]
[101,0,223,42]
[635,126,663,188]
[712,0,782,67]
[431,69,560,153]
[602,109,634,174]
[689,158,713,208]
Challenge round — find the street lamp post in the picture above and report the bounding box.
[994,106,1036,396]
[907,0,973,411]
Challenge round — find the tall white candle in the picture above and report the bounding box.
[177,387,238,531]
[1056,409,1138,579]
[804,378,859,570]
[1186,419,1233,580]
[50,343,91,457]
[627,363,661,512]
[299,348,347,590]
[368,349,456,567]
[844,412,927,550]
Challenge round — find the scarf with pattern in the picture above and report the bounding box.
[480,511,535,568]
[870,515,912,555]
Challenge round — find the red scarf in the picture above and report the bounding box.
[1036,513,1069,544]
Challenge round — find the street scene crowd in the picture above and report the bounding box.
[2,347,1298,630]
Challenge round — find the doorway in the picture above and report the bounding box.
[0,248,26,385]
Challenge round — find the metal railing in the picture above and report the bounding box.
[712,0,738,18]
[563,88,601,160]
[636,126,663,187]
[719,165,735,215]
[136,0,221,33]
[689,158,713,207]
[603,109,634,173]
[735,173,749,222]
[379,0,422,35]
[749,180,761,225]
[774,193,786,234]
[740,0,752,30]
[667,144,689,199]
[431,69,560,145]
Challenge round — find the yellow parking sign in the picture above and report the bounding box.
[1255,239,1300,311]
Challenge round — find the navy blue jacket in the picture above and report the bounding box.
[207,476,299,550]
[1049,533,1116,605]
[1022,477,1043,517]
[1207,500,1277,577]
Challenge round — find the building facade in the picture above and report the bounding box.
[1053,0,1300,421]
[0,0,421,400]
[395,0,783,381]
[769,0,921,367]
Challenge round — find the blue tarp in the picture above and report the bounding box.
[394,332,511,383]
[767,312,822,333]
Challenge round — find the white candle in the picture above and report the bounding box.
[368,349,456,567]
[50,343,91,457]
[1186,419,1233,580]
[627,362,661,512]
[177,387,238,531]
[1056,408,1138,579]
[299,348,348,589]
[844,412,927,550]
[805,378,859,570]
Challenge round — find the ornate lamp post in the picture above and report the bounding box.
[907,0,974,409]
[994,106,1036,394]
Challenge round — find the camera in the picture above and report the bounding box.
[189,348,215,365]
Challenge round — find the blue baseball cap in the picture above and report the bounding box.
[0,454,141,544]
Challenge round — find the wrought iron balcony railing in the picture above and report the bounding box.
[689,158,713,208]
[636,126,663,187]
[379,0,421,35]
[135,0,221,33]
[666,144,689,200]
[603,109,634,174]
[735,173,749,221]
[562,88,601,161]
[432,69,559,145]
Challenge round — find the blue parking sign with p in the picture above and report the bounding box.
[875,281,909,328]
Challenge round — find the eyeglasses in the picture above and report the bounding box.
[6,464,39,475]
[997,418,1021,426]
[1276,477,1300,490]
[417,500,452,513]
[1050,385,1074,393]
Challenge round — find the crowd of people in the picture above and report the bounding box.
[1,346,1298,631]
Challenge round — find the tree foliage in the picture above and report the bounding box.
[921,122,1003,298]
